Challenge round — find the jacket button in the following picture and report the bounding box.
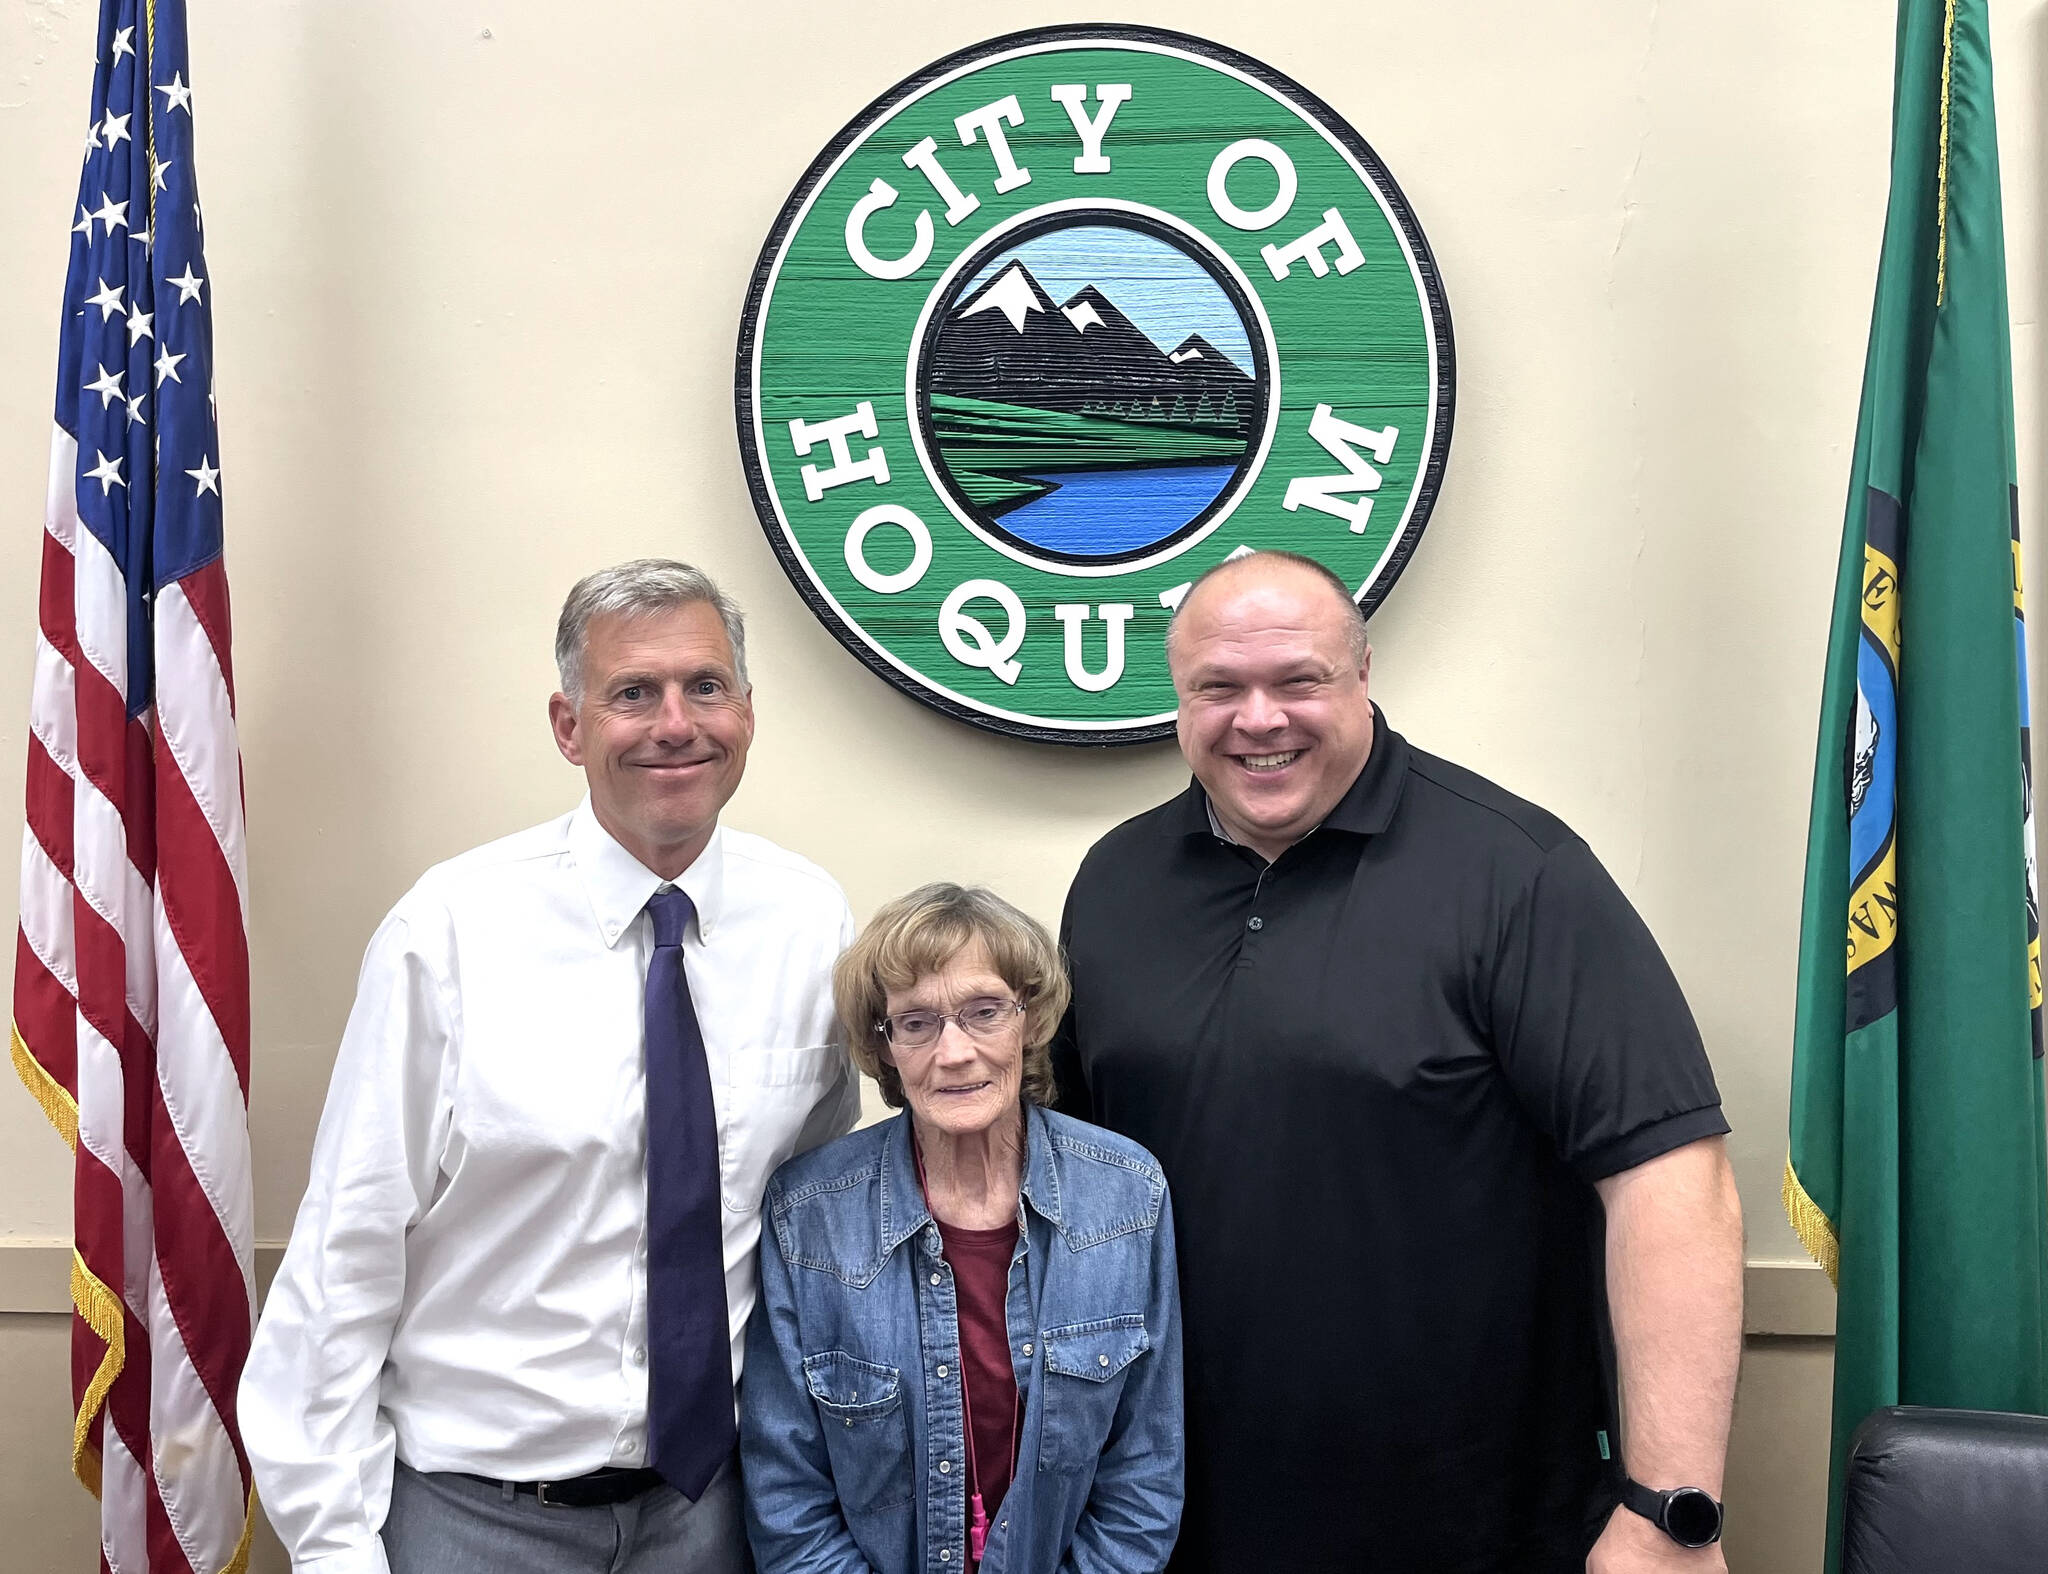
[939,1460,951,1473]
[930,1273,942,1285]
[940,1552,951,1563]
[937,1365,948,1377]
[1021,1343,1033,1356]
[1248,916,1264,931]
[1099,1354,1110,1366]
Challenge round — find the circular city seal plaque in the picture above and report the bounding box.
[737,25,1454,744]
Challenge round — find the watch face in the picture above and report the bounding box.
[1663,1488,1723,1548]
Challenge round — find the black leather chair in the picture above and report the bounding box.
[1842,1405,2048,1574]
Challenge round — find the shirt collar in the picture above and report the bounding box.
[567,797,728,948]
[1173,704,1411,844]
[877,1104,1062,1257]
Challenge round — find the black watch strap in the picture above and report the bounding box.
[1619,1476,1724,1549]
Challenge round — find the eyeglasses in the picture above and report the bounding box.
[876,995,1023,1050]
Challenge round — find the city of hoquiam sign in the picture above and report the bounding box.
[737,25,1454,743]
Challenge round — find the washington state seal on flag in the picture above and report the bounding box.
[737,24,1455,743]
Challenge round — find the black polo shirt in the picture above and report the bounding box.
[1052,713,1727,1574]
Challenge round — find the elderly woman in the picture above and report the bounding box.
[741,884,1182,1574]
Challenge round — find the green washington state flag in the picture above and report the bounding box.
[1787,0,2048,1565]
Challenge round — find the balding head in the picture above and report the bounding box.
[1167,550,1375,863]
[1166,551,1368,675]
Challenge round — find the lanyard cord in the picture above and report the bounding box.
[914,1135,1023,1562]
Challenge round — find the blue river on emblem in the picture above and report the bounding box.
[1000,464,1239,556]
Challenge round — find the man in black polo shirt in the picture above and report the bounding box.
[1053,552,1743,1573]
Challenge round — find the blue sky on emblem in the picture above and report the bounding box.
[962,225,1255,372]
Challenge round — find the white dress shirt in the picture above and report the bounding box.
[239,802,859,1574]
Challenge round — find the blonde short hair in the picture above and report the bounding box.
[834,883,1070,1111]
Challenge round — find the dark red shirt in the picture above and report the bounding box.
[937,1217,1019,1534]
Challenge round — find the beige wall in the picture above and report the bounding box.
[3,0,2033,1568]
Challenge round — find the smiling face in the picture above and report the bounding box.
[1170,559,1374,862]
[548,603,754,879]
[881,939,1026,1144]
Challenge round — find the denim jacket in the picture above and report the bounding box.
[741,1104,1183,1574]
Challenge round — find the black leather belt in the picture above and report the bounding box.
[461,1465,666,1508]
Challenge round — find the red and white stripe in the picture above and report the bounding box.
[14,424,255,1574]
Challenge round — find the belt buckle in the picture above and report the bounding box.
[535,1480,565,1509]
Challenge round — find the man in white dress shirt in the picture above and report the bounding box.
[240,560,860,1573]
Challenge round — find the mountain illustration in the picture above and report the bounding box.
[929,263,1256,441]
[922,258,1264,546]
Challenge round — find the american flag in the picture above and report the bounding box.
[11,0,255,1569]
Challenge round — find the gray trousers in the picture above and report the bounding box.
[383,1456,750,1574]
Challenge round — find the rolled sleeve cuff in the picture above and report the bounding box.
[290,1539,393,1574]
[1573,1104,1730,1184]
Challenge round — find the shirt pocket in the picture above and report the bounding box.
[721,1045,847,1213]
[803,1350,915,1512]
[1038,1314,1149,1473]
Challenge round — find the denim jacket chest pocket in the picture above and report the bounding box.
[802,1350,914,1511]
[1037,1313,1150,1472]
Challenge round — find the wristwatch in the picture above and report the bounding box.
[1619,1476,1724,1549]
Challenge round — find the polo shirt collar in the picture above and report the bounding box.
[1174,704,1410,842]
[567,796,728,949]
[1320,708,1410,836]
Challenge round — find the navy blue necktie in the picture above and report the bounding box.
[643,886,735,1498]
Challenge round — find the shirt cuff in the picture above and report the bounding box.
[290,1540,394,1574]
[1572,1105,1730,1183]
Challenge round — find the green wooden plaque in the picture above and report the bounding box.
[737,24,1454,744]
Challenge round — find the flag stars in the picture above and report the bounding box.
[84,120,102,158]
[83,362,124,408]
[151,154,173,194]
[157,72,193,114]
[154,345,186,386]
[186,457,221,498]
[73,204,93,239]
[85,277,124,321]
[83,450,125,495]
[124,392,147,427]
[91,195,129,235]
[126,303,153,344]
[110,26,135,61]
[101,109,132,149]
[165,265,204,304]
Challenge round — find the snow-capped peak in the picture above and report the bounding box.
[960,263,1043,333]
[1063,298,1106,334]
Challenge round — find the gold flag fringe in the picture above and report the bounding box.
[69,1252,126,1496]
[14,1019,128,1495]
[1782,1157,1841,1288]
[12,1019,78,1150]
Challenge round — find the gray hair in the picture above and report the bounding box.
[1165,549,1369,671]
[833,882,1069,1112]
[554,558,750,702]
